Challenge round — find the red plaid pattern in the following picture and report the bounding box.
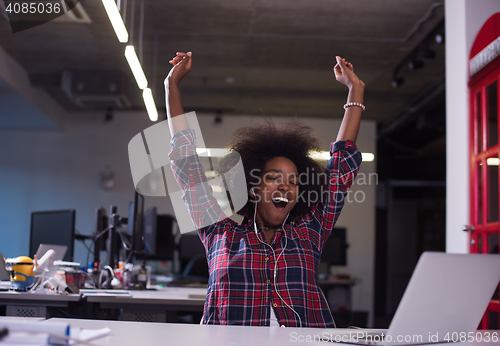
[169,129,361,327]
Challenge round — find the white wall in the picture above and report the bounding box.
[0,110,377,325]
[445,0,500,253]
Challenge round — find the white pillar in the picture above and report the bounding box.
[445,0,469,253]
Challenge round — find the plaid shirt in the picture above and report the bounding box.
[169,129,361,328]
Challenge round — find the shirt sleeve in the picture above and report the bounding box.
[309,139,362,250]
[169,129,230,241]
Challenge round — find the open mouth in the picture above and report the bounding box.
[272,196,289,211]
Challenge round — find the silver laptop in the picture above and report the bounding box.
[0,253,13,289]
[326,252,500,345]
[35,244,67,262]
[0,253,10,281]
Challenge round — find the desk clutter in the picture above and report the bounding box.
[0,246,155,294]
[0,199,209,323]
[0,318,110,345]
[1,200,209,294]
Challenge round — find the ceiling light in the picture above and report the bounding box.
[101,0,128,43]
[408,59,424,70]
[142,88,158,121]
[125,45,148,90]
[361,153,375,162]
[309,151,375,162]
[309,151,331,161]
[194,148,377,162]
[487,158,500,166]
[435,34,444,45]
[392,77,404,88]
[196,148,230,157]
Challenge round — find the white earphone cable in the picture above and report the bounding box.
[252,195,303,328]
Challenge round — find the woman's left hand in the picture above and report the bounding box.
[166,52,192,87]
[334,56,365,90]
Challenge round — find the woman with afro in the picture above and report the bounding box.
[165,51,364,328]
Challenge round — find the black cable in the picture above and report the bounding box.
[124,249,138,265]
[80,238,94,255]
[94,226,112,242]
[74,229,95,268]
[86,225,113,270]
[85,238,95,271]
[117,231,132,251]
[56,308,77,319]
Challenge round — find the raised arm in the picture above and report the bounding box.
[334,56,365,143]
[165,52,192,136]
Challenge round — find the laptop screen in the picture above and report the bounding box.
[0,254,10,281]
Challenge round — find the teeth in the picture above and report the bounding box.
[272,196,289,203]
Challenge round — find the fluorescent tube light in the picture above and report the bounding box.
[101,0,128,43]
[309,151,375,162]
[309,151,331,161]
[196,148,230,157]
[487,158,500,166]
[142,88,158,121]
[196,148,376,162]
[361,153,375,162]
[125,45,148,90]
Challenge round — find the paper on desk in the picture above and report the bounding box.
[0,320,68,345]
[0,320,110,345]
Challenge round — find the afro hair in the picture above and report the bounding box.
[217,119,328,221]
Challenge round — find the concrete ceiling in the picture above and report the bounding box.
[0,0,445,125]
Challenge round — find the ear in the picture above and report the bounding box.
[249,187,256,197]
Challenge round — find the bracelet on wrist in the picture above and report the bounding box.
[343,102,365,111]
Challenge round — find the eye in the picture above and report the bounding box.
[290,181,299,186]
[271,176,282,182]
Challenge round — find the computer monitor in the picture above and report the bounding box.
[30,210,76,262]
[93,207,108,265]
[143,207,176,260]
[179,233,208,279]
[321,227,348,266]
[128,191,145,256]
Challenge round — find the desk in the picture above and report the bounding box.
[36,318,500,346]
[0,291,80,318]
[317,279,367,328]
[0,287,206,322]
[81,287,207,322]
[318,278,355,311]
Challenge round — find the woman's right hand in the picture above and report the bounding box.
[165,52,192,87]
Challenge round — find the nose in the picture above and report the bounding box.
[278,182,290,193]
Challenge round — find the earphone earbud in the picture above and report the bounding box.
[249,187,257,196]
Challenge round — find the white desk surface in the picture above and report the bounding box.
[37,318,500,346]
[40,318,343,346]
